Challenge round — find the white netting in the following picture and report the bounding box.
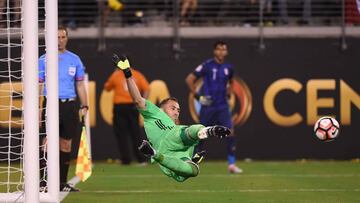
[0,0,24,195]
[0,0,46,196]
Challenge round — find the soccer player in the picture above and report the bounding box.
[112,54,231,182]
[185,41,242,174]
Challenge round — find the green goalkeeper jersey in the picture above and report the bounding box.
[139,100,203,182]
[138,100,177,149]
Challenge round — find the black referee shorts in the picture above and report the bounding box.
[40,98,80,140]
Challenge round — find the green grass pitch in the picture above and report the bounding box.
[63,161,360,203]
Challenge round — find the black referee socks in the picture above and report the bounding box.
[60,151,71,184]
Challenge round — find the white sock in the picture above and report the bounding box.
[197,127,210,139]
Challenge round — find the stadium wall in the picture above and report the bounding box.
[1,38,359,160]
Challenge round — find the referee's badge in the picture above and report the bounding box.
[68,66,76,76]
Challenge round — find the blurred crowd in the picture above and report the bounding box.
[1,0,359,29]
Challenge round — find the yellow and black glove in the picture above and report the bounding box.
[112,54,132,78]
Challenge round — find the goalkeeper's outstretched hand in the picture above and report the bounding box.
[112,54,130,70]
[112,53,132,78]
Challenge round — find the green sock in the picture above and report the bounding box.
[154,153,199,177]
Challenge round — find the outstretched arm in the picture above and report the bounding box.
[185,73,197,95]
[126,76,146,109]
[185,72,212,106]
[112,54,146,109]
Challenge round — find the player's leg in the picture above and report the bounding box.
[155,154,199,178]
[138,140,199,178]
[59,101,80,191]
[180,124,204,145]
[161,124,229,151]
[159,164,192,182]
[127,106,146,164]
[139,123,230,180]
[113,105,132,165]
[195,107,215,153]
[143,124,229,164]
[157,129,202,180]
[217,107,242,174]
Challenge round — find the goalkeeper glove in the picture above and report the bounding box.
[194,93,212,106]
[112,54,132,78]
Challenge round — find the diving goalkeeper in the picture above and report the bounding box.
[112,54,231,182]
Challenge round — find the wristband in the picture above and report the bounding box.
[123,68,132,78]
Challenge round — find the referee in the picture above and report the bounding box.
[104,65,149,165]
[39,26,88,192]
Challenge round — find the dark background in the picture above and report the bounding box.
[1,37,359,160]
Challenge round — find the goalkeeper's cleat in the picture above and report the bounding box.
[60,183,80,192]
[138,140,156,157]
[198,125,231,139]
[192,150,206,165]
[228,164,243,174]
[112,53,130,70]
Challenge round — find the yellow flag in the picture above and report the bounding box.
[75,126,92,182]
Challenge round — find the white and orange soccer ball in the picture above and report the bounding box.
[314,117,340,142]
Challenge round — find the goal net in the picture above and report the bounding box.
[0,0,27,197]
[0,0,59,202]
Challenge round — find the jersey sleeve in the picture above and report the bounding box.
[138,100,161,119]
[193,62,206,78]
[38,56,45,83]
[75,56,85,81]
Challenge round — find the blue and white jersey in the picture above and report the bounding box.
[38,50,85,99]
[193,58,234,107]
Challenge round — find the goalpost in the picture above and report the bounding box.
[0,0,59,202]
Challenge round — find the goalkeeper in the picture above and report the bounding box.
[112,54,231,182]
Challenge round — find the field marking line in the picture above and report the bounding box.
[95,174,360,178]
[80,188,360,193]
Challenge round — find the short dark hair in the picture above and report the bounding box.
[58,25,68,36]
[213,40,227,49]
[159,97,178,108]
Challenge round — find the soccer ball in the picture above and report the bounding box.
[313,117,340,142]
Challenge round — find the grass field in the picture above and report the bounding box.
[63,161,360,203]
